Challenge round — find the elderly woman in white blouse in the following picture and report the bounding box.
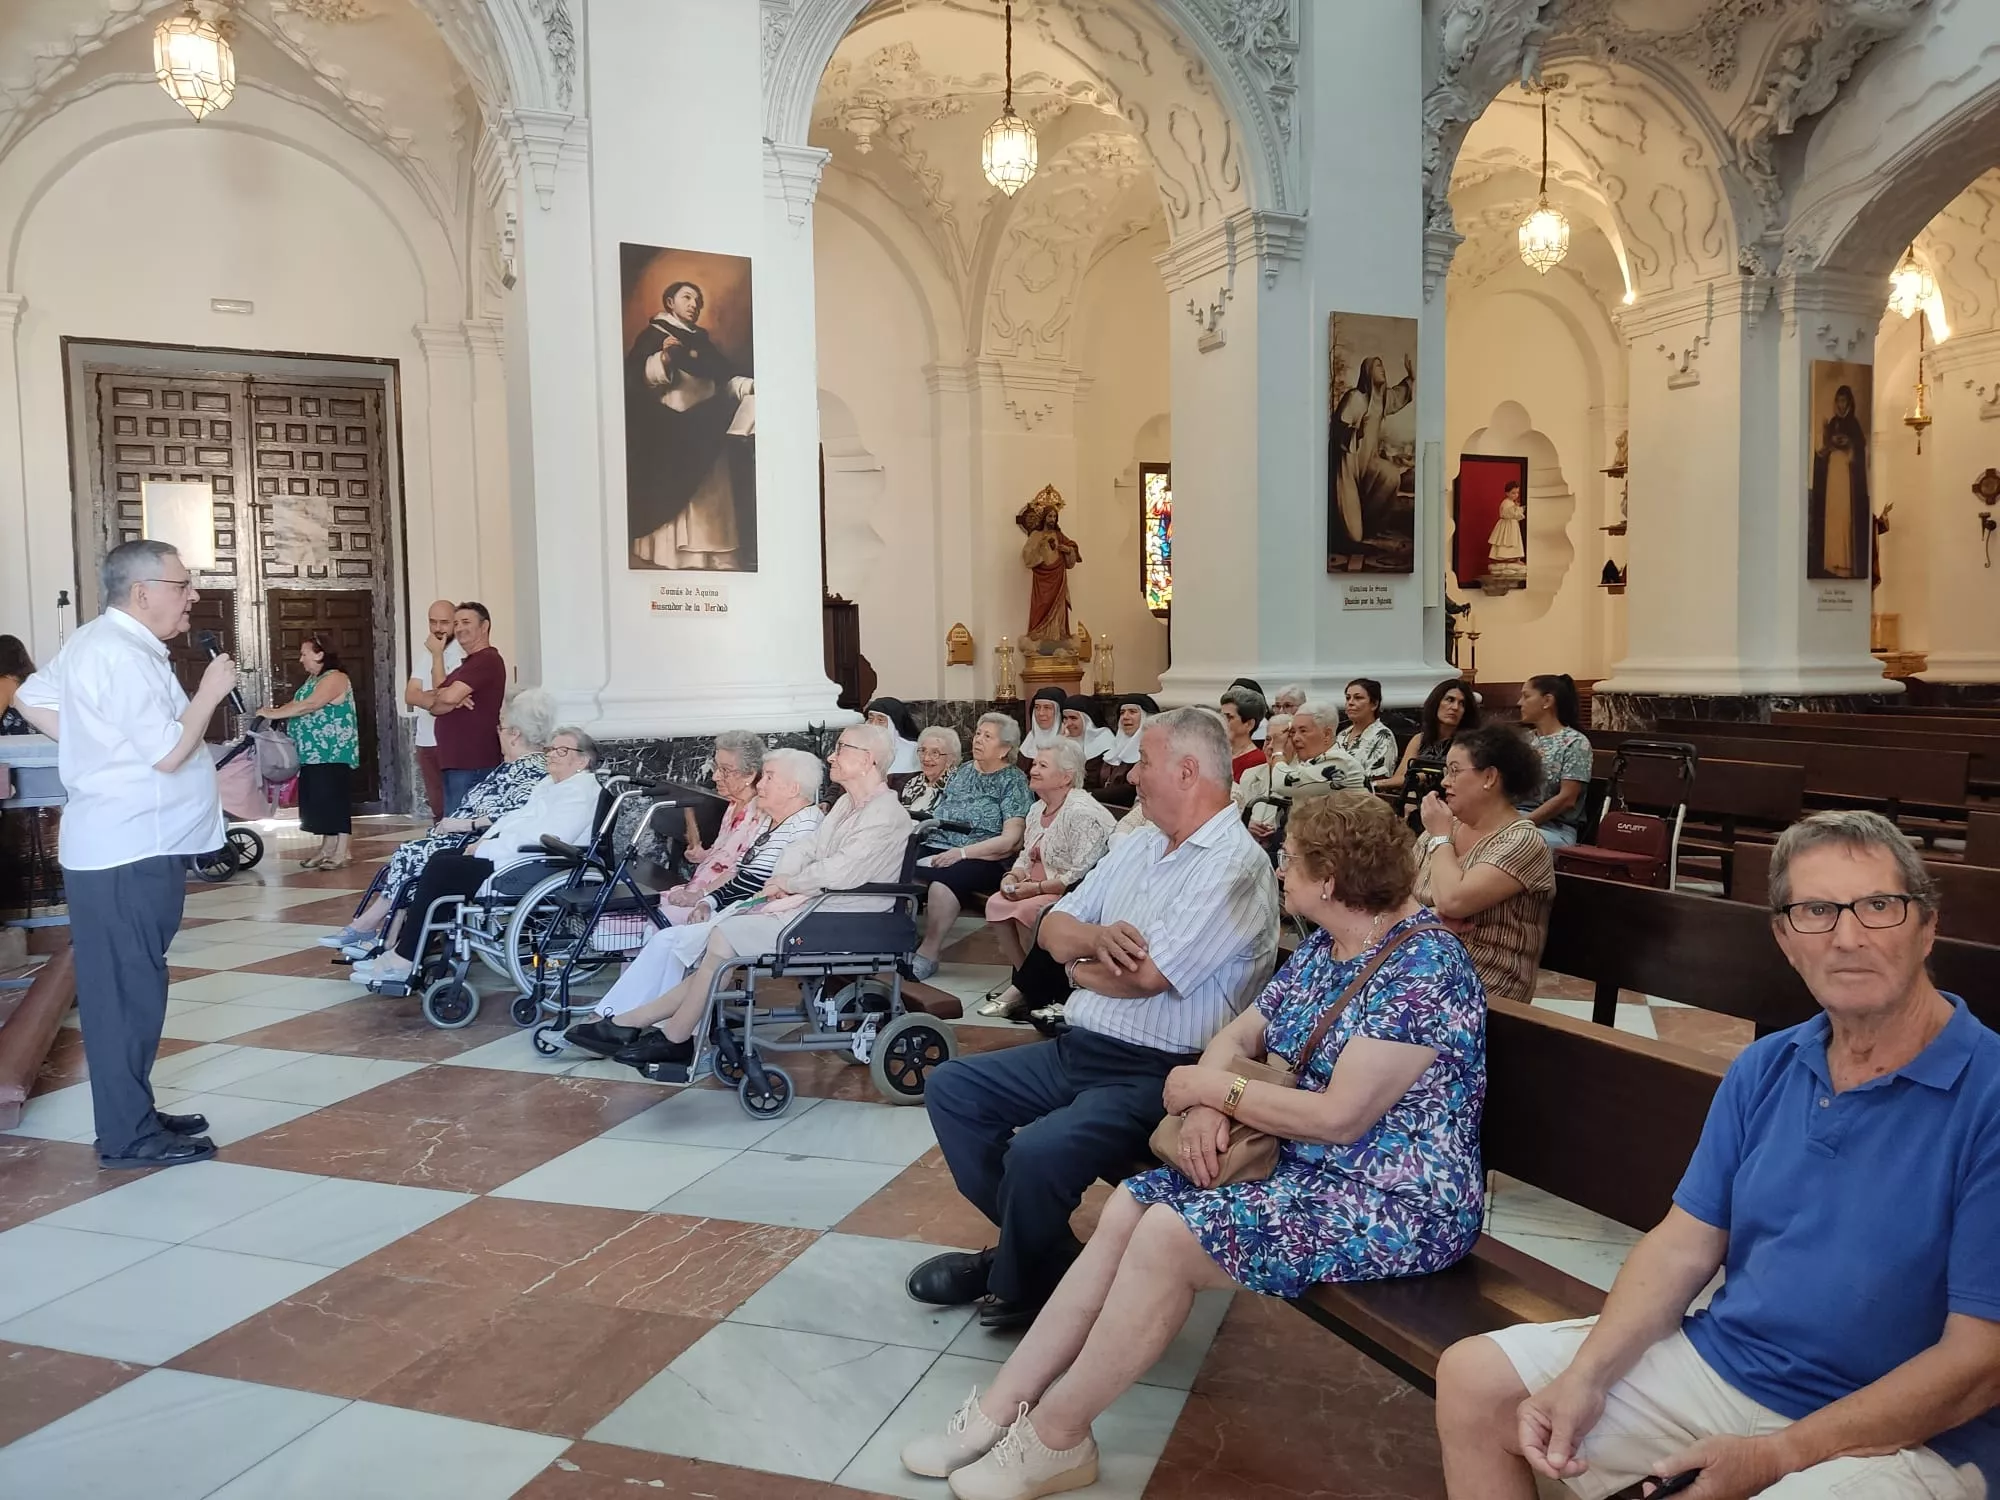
[900,726,961,817]
[979,736,1115,973]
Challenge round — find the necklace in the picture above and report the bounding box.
[1333,908,1390,961]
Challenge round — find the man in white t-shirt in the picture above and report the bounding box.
[404,598,463,818]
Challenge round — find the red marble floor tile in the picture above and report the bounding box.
[835,1146,994,1251]
[781,1049,889,1103]
[0,1139,146,1233]
[32,1033,199,1096]
[236,947,360,978]
[339,1066,668,1136]
[0,1341,147,1446]
[528,1213,818,1319]
[511,1444,894,1500]
[366,1301,711,1437]
[222,1105,600,1193]
[353,1197,657,1293]
[166,966,205,985]
[177,917,226,929]
[226,996,520,1061]
[951,1022,1039,1056]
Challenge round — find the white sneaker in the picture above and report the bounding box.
[316,926,368,949]
[946,1411,1098,1500]
[901,1388,1009,1478]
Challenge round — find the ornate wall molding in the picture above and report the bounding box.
[1423,224,1464,303]
[500,107,588,210]
[1422,0,1563,232]
[0,293,25,333]
[764,139,832,228]
[1775,266,1884,340]
[1152,207,1306,292]
[526,0,577,111]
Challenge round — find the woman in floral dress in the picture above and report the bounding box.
[902,790,1487,1497]
[254,633,360,869]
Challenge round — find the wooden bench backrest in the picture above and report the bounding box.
[1731,839,2000,943]
[1880,704,2000,719]
[1777,711,2000,738]
[1485,999,1724,1232]
[1742,716,2000,784]
[1592,749,1803,825]
[1592,729,1968,809]
[1968,809,2000,869]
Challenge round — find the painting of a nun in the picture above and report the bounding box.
[1327,312,1419,573]
[1807,361,1872,580]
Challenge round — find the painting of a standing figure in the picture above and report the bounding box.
[1807,361,1872,580]
[621,243,758,572]
[1328,312,1419,573]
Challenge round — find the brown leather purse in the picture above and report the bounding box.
[1148,920,1439,1187]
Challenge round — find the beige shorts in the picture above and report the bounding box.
[1486,1318,1985,1500]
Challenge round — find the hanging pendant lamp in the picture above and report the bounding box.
[154,2,236,121]
[1518,82,1569,275]
[981,2,1037,196]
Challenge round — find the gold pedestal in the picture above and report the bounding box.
[1019,645,1084,696]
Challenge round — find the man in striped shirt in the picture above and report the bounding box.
[909,707,1279,1329]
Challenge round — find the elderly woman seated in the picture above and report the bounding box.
[900,791,1487,1497]
[900,726,962,817]
[1412,722,1556,1004]
[665,729,770,925]
[350,727,603,987]
[563,748,827,1058]
[605,722,912,1077]
[906,711,1032,980]
[865,696,924,776]
[318,688,561,956]
[975,736,1114,1021]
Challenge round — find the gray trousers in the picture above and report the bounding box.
[63,856,186,1157]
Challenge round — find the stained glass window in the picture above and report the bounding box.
[1141,462,1172,617]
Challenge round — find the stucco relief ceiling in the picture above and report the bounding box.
[1913,168,2000,337]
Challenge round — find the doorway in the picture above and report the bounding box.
[74,352,404,808]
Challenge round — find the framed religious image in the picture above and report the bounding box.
[620,242,758,573]
[1806,359,1872,580]
[1453,454,1530,591]
[1327,311,1418,573]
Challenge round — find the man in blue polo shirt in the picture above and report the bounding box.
[1435,809,2000,1500]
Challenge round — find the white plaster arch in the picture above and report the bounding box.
[818,169,966,366]
[1458,398,1576,620]
[0,82,464,320]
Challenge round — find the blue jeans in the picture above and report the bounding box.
[1538,822,1579,847]
[441,766,495,816]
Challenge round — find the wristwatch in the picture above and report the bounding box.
[1221,1075,1249,1117]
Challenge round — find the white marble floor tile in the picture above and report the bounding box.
[207,1400,567,1500]
[147,1043,247,1086]
[586,1320,937,1481]
[655,1148,904,1231]
[207,1053,423,1108]
[159,944,302,974]
[435,1031,590,1077]
[944,1287,1235,1392]
[38,1161,322,1244]
[606,1087,821,1150]
[190,1176,472,1268]
[0,1223,170,1324]
[837,1353,1190,1500]
[146,1046,315,1095]
[158,1092,320,1145]
[0,1369,346,1500]
[0,1243,330,1363]
[729,1234,978,1350]
[183,920,332,948]
[756,1097,938,1166]
[226,977,365,1013]
[168,971,292,1004]
[489,1138,739,1212]
[923,963,1014,1008]
[157,1001,304,1042]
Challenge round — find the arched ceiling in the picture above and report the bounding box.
[1913,167,2000,338]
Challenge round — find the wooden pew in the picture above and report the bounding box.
[1967,810,2000,869]
[1740,714,2000,789]
[1591,728,1968,819]
[1593,750,1803,888]
[1293,1000,1723,1392]
[1729,840,2000,943]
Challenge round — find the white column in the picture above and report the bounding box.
[0,293,30,648]
[463,317,515,648]
[410,322,479,611]
[925,362,983,695]
[1920,329,2000,681]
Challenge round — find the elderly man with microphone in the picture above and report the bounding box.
[13,539,239,1169]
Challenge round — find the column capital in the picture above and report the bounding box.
[0,292,24,333]
[1778,267,1886,344]
[1422,226,1463,304]
[763,139,831,229]
[412,323,472,359]
[499,108,589,211]
[461,319,506,358]
[1152,208,1307,294]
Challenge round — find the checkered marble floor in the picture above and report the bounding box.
[0,814,1718,1499]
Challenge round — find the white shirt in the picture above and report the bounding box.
[15,607,225,870]
[411,636,465,749]
[475,771,600,876]
[1055,803,1278,1054]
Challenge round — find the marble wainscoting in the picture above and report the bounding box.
[1590,691,1902,731]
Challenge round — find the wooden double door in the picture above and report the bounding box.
[91,370,397,806]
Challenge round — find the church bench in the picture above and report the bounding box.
[1589,750,1803,889]
[1591,728,1969,821]
[1728,838,2000,943]
[1291,1000,1723,1394]
[1729,715,2000,791]
[1966,810,2000,869]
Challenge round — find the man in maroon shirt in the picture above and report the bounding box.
[411,601,507,814]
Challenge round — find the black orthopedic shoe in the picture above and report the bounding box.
[906,1246,996,1307]
[564,1019,642,1058]
[99,1132,218,1171]
[976,1294,1045,1331]
[154,1110,211,1136]
[612,1032,695,1069]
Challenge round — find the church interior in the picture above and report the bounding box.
[4,1,2000,1496]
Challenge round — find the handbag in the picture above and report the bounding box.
[252,726,300,785]
[1149,918,1441,1187]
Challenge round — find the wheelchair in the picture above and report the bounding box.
[629,882,958,1120]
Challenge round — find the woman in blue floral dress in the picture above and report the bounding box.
[901,791,1487,1496]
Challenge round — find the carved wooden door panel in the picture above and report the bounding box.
[164,593,240,744]
[267,589,379,803]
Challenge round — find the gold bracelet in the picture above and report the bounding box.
[1221,1075,1248,1117]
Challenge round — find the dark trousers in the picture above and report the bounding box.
[394,852,493,960]
[441,767,495,817]
[925,1028,1195,1305]
[64,856,186,1157]
[415,745,446,820]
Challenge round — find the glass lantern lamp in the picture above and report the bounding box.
[154,3,236,122]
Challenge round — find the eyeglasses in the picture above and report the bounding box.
[833,740,867,756]
[1276,848,1295,871]
[547,744,581,760]
[143,578,195,594]
[1775,894,1919,935]
[1440,764,1471,780]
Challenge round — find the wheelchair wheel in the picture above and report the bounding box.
[421,977,480,1029]
[737,1064,794,1119]
[870,1012,958,1106]
[509,994,541,1028]
[501,868,610,994]
[712,1050,745,1085]
[190,846,238,883]
[227,826,265,870]
[531,1023,566,1057]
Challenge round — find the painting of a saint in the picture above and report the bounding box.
[621,243,757,572]
[1807,362,1872,580]
[1327,312,1419,573]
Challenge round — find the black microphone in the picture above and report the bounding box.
[194,630,248,717]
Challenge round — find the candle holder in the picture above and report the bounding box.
[1094,635,1115,695]
[993,636,1020,702]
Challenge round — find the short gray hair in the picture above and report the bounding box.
[713,729,765,778]
[552,725,598,767]
[1275,684,1308,709]
[979,711,1022,751]
[102,539,181,605]
[845,719,897,774]
[764,747,825,803]
[1290,701,1329,730]
[501,687,559,749]
[1768,810,1938,916]
[1219,685,1268,725]
[1146,706,1231,787]
[918,725,962,767]
[1033,735,1087,787]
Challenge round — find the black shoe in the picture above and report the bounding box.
[154,1110,210,1136]
[977,1294,1045,1331]
[564,1019,642,1058]
[612,1032,696,1069]
[99,1133,218,1170]
[906,1247,996,1306]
